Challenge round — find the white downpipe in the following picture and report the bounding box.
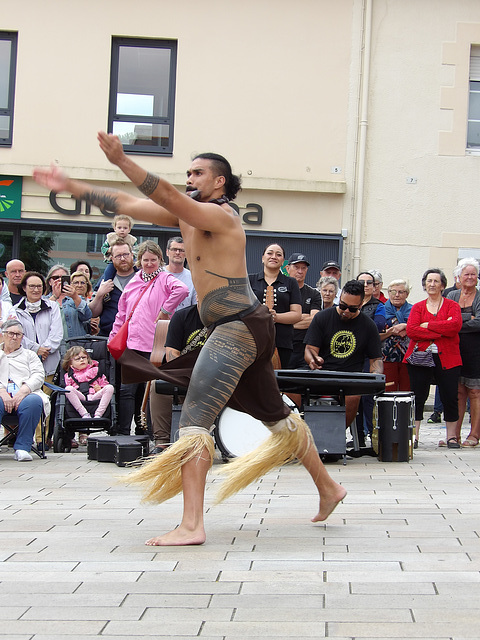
[353,0,373,277]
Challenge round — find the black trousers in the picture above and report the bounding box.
[407,355,460,422]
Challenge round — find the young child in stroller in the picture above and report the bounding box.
[62,346,114,444]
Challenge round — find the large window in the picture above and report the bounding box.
[0,32,17,147]
[108,37,177,155]
[467,45,480,150]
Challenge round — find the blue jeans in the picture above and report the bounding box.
[0,394,43,452]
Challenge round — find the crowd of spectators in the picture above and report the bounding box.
[1,245,479,459]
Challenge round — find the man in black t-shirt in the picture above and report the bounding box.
[304,280,383,427]
[286,253,322,368]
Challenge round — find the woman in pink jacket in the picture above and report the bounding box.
[404,268,462,449]
[109,240,189,435]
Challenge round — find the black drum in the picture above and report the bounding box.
[214,395,298,460]
[374,391,415,462]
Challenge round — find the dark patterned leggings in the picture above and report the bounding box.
[179,320,257,430]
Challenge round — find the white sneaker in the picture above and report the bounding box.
[14,450,33,462]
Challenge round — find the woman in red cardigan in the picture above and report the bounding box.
[404,268,462,449]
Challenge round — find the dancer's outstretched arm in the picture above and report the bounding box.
[33,162,179,228]
[97,132,238,235]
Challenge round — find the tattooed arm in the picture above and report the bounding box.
[32,163,179,228]
[97,131,238,233]
[369,357,384,374]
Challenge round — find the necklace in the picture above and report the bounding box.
[427,297,442,316]
[460,288,475,308]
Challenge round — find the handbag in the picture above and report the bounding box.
[406,343,435,367]
[107,278,155,360]
[107,321,130,360]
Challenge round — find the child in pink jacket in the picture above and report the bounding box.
[62,346,114,423]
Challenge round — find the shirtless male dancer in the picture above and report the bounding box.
[33,132,346,546]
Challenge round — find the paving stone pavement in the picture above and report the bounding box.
[0,414,479,639]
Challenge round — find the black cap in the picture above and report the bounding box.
[288,253,310,266]
[321,260,341,271]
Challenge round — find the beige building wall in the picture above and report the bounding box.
[360,0,480,302]
[2,0,353,246]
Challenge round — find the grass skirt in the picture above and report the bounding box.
[123,432,215,504]
[215,413,313,504]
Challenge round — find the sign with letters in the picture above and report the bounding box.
[49,191,264,226]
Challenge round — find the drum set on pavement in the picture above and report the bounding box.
[154,369,415,464]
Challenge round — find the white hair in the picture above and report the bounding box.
[387,279,410,295]
[2,318,24,333]
[454,257,479,279]
[316,275,339,293]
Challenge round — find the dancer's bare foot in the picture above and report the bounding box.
[311,485,347,522]
[145,524,206,546]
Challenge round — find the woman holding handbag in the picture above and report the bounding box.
[404,268,462,449]
[109,241,189,436]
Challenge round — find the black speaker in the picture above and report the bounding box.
[303,404,346,455]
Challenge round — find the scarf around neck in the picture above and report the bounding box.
[140,267,162,282]
[25,300,42,314]
[384,299,412,324]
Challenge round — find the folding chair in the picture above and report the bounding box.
[0,405,48,460]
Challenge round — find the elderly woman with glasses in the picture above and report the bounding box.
[316,276,339,310]
[381,279,413,391]
[0,319,49,461]
[45,264,69,306]
[11,271,64,448]
[12,272,64,376]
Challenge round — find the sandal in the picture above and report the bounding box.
[462,437,479,448]
[447,437,460,449]
[438,440,447,447]
[79,434,88,446]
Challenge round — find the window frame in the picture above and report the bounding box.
[108,36,177,156]
[0,31,18,147]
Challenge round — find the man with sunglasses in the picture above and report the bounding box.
[304,279,383,429]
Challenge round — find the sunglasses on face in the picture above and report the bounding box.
[338,301,360,313]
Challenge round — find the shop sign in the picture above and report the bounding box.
[0,176,22,219]
[49,192,263,226]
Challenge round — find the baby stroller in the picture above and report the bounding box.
[53,335,117,452]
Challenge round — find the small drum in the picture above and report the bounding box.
[214,395,298,460]
[374,391,415,462]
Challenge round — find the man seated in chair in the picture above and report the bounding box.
[0,319,49,461]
